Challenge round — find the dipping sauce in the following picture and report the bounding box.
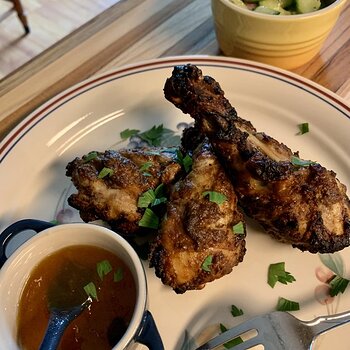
[17,245,136,350]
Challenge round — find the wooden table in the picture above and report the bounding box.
[0,0,349,141]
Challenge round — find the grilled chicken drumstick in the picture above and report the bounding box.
[149,140,246,293]
[66,148,181,235]
[164,64,350,253]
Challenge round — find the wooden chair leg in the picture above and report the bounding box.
[10,0,30,34]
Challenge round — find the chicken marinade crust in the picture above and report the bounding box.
[149,141,246,294]
[66,148,182,235]
[164,64,350,254]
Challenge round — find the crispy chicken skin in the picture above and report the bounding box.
[66,148,181,235]
[164,64,350,253]
[149,141,246,293]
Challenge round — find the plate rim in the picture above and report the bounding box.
[1,55,349,164]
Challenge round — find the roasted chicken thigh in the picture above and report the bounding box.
[164,64,350,253]
[66,148,181,235]
[149,140,246,293]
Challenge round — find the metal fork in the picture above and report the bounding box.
[195,310,350,350]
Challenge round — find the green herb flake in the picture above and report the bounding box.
[202,191,227,205]
[154,183,166,198]
[220,324,244,348]
[139,161,153,172]
[232,221,245,235]
[120,128,140,140]
[201,255,213,272]
[291,156,316,167]
[183,155,193,173]
[139,124,166,146]
[138,208,159,229]
[83,151,98,162]
[329,275,350,297]
[138,189,156,208]
[84,282,98,301]
[276,297,299,312]
[97,260,112,281]
[138,184,167,208]
[114,267,124,282]
[298,123,309,135]
[98,167,114,179]
[268,262,296,288]
[231,304,244,317]
[176,150,193,173]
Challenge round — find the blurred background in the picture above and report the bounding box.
[0,0,120,79]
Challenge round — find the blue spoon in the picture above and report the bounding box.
[39,260,93,350]
[39,297,92,350]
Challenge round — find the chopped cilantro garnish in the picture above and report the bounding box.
[138,184,167,208]
[140,161,153,171]
[202,191,227,205]
[232,221,245,235]
[176,150,193,173]
[84,282,98,301]
[220,324,243,348]
[268,262,296,288]
[291,156,316,167]
[114,267,124,282]
[276,297,299,312]
[138,189,157,208]
[139,124,168,146]
[83,151,98,162]
[298,123,309,135]
[329,275,349,297]
[120,125,180,147]
[201,255,213,272]
[138,208,159,229]
[182,155,193,173]
[231,304,244,317]
[98,167,114,179]
[97,260,112,281]
[154,183,166,197]
[139,161,153,176]
[120,128,140,140]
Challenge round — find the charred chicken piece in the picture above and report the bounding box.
[149,140,246,293]
[66,148,181,235]
[164,64,350,253]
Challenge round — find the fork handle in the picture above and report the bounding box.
[307,310,350,335]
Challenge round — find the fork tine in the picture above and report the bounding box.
[224,335,263,350]
[195,318,260,350]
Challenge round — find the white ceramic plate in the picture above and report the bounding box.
[1,56,350,349]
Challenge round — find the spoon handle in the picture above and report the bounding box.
[39,307,82,350]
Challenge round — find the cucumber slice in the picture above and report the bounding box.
[296,0,321,13]
[280,0,293,7]
[258,0,291,14]
[254,5,280,14]
[229,0,248,8]
[259,0,280,8]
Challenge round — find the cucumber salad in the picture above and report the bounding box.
[229,0,335,15]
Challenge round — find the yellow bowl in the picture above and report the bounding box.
[211,0,347,69]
